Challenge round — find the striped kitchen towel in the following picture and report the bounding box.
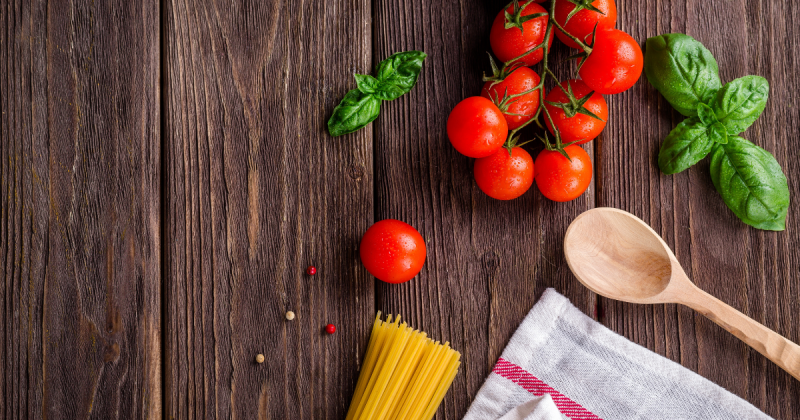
[463,288,771,420]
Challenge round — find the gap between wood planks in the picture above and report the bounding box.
[159,0,169,413]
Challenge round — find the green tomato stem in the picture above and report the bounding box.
[502,0,575,153]
[548,15,593,54]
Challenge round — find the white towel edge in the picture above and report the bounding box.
[499,288,771,419]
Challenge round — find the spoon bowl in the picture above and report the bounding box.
[564,207,800,381]
[564,207,676,303]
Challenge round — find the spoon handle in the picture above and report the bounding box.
[681,288,800,381]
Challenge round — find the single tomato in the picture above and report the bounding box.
[578,28,643,94]
[490,2,554,66]
[360,219,426,284]
[535,145,593,202]
[481,67,541,130]
[553,0,617,49]
[474,147,535,200]
[544,79,608,145]
[447,97,508,158]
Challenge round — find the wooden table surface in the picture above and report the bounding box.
[2,0,799,418]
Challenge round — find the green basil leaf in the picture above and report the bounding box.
[709,136,789,231]
[708,122,728,144]
[644,34,721,117]
[697,103,717,126]
[658,117,714,175]
[374,51,427,99]
[327,89,381,137]
[711,75,769,135]
[372,85,407,101]
[355,73,406,101]
[354,74,379,94]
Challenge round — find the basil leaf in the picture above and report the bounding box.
[709,136,789,231]
[644,34,721,117]
[354,74,380,94]
[658,117,714,175]
[327,89,381,137]
[355,74,407,101]
[374,51,427,99]
[711,76,769,135]
[697,103,717,126]
[708,122,728,144]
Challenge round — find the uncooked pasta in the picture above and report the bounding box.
[346,313,461,420]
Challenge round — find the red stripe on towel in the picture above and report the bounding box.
[493,358,602,420]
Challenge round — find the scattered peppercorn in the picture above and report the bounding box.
[325,324,336,334]
[255,354,265,364]
[286,311,295,321]
[306,266,317,275]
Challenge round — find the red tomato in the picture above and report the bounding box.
[578,29,643,94]
[360,220,426,284]
[490,2,554,66]
[447,97,508,158]
[544,79,608,145]
[554,0,617,49]
[535,145,593,202]
[481,67,541,130]
[474,147,535,200]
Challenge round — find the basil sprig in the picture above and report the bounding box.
[328,51,427,137]
[645,34,789,231]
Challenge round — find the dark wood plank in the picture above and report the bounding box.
[1,0,161,418]
[599,1,800,418]
[372,1,596,418]
[162,0,373,418]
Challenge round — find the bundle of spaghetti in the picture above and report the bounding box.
[346,313,461,420]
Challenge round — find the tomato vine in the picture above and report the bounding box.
[486,0,601,160]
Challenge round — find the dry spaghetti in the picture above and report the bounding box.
[346,313,461,420]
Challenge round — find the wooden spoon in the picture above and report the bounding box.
[563,207,800,381]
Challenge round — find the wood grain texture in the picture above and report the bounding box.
[371,1,595,419]
[162,0,374,418]
[2,0,799,419]
[598,1,800,418]
[0,0,160,418]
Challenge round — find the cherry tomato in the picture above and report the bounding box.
[578,28,643,94]
[481,67,541,130]
[447,97,508,158]
[544,79,608,145]
[490,2,554,66]
[554,0,617,49]
[535,145,593,202]
[359,219,426,284]
[474,147,535,200]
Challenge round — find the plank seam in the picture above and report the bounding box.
[159,0,169,416]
